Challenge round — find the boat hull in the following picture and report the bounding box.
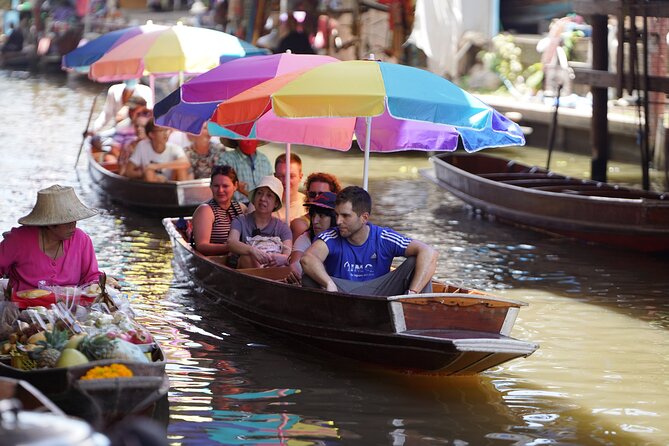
[86,148,211,216]
[164,218,537,375]
[0,351,169,428]
[430,153,669,252]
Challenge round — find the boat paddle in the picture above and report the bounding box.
[74,92,102,168]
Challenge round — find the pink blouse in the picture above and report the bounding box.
[0,226,101,292]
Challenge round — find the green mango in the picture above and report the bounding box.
[55,348,89,368]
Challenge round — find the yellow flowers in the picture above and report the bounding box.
[80,363,134,380]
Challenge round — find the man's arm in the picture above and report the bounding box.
[300,239,336,291]
[404,240,438,293]
[124,160,143,179]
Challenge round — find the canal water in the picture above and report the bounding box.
[2,70,669,445]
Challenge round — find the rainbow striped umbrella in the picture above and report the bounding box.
[89,24,268,82]
[61,23,167,73]
[213,60,525,188]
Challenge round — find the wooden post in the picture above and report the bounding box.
[590,14,609,182]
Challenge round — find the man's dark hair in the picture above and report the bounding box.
[336,186,371,216]
[274,153,302,170]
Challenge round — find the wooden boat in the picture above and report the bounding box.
[86,146,211,216]
[0,345,169,428]
[0,377,109,444]
[164,218,538,375]
[428,152,669,252]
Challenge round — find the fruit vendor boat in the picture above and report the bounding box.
[164,217,538,375]
[86,145,211,216]
[0,284,169,428]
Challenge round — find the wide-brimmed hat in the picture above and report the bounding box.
[304,191,336,210]
[18,185,98,226]
[249,176,284,212]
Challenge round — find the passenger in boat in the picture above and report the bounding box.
[87,79,153,135]
[290,172,342,241]
[124,119,191,182]
[288,191,337,283]
[273,153,305,224]
[0,185,101,292]
[91,96,151,165]
[191,165,246,256]
[217,139,273,203]
[301,186,438,296]
[184,122,224,179]
[227,176,292,268]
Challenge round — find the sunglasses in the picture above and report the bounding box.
[252,228,261,237]
[306,191,321,199]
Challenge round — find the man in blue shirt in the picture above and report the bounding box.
[301,186,438,296]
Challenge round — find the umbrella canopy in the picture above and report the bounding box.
[154,53,339,134]
[212,60,525,188]
[61,23,167,73]
[89,24,268,82]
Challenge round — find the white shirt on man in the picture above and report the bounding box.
[129,139,186,180]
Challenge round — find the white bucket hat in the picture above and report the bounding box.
[249,176,284,212]
[18,185,98,226]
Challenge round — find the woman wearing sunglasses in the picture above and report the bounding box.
[290,172,341,241]
[288,192,337,284]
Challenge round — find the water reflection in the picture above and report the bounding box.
[3,71,669,445]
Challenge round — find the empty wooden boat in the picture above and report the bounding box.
[428,152,669,252]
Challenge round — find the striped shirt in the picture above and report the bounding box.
[318,223,412,281]
[208,199,244,244]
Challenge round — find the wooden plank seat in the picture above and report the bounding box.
[503,178,595,188]
[100,162,120,173]
[480,172,561,181]
[560,189,669,200]
[237,266,292,282]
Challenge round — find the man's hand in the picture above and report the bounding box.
[325,280,338,292]
[238,181,249,196]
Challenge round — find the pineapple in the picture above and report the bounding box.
[77,334,116,361]
[32,328,68,368]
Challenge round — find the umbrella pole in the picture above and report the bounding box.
[363,116,372,191]
[149,74,156,105]
[285,143,291,223]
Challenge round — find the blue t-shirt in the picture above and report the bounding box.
[318,223,411,281]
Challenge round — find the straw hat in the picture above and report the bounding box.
[18,185,98,226]
[249,176,284,212]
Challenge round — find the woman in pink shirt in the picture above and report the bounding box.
[0,185,101,292]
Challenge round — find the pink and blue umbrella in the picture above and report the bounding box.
[62,23,167,73]
[154,53,338,134]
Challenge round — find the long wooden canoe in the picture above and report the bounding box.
[86,146,211,216]
[429,153,669,252]
[164,218,538,375]
[0,345,169,428]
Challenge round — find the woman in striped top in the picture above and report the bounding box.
[191,165,247,255]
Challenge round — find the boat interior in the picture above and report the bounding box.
[443,154,669,200]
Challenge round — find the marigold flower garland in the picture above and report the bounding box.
[80,363,134,380]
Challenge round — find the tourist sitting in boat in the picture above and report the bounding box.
[227,176,292,269]
[290,172,342,241]
[191,165,246,256]
[87,79,153,136]
[217,139,273,203]
[301,186,438,296]
[273,153,305,224]
[91,96,151,165]
[288,191,337,284]
[184,122,224,179]
[0,185,101,292]
[124,119,191,183]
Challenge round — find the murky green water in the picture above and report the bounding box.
[2,70,669,445]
